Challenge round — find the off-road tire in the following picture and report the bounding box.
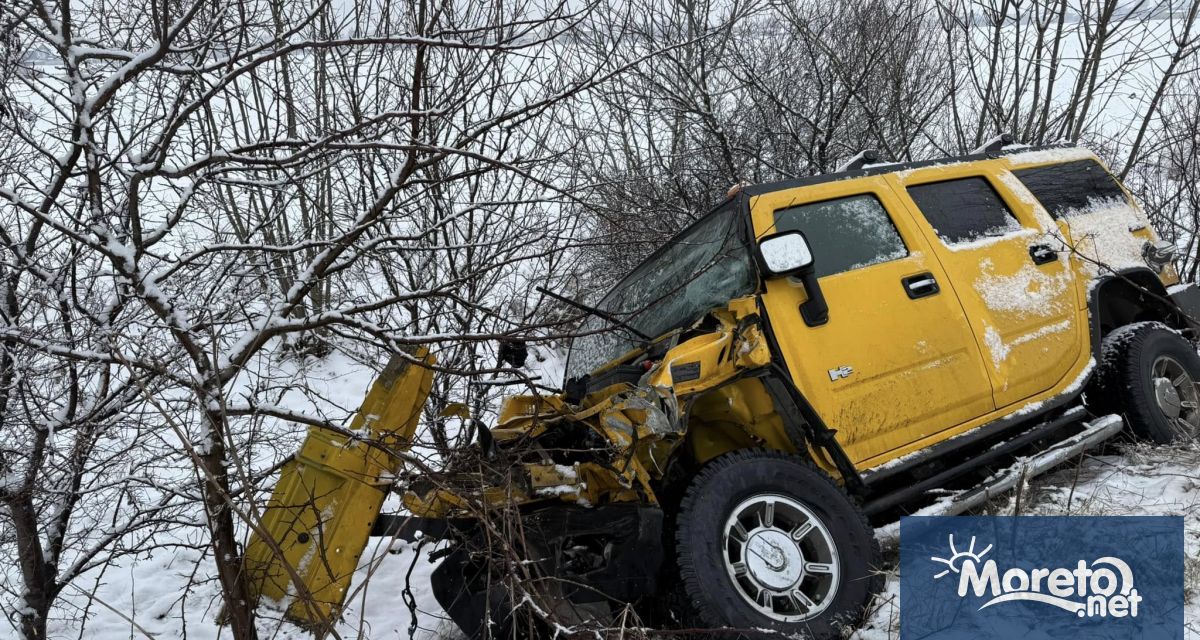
[1093,321,1200,444]
[674,450,882,639]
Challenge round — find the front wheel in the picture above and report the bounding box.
[674,450,881,639]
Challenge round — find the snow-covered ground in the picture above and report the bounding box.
[23,341,579,640]
[50,535,457,640]
[33,335,1199,640]
[855,442,1200,640]
[25,351,460,640]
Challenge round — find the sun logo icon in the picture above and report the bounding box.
[930,534,993,580]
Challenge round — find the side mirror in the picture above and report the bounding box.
[758,231,815,277]
[757,230,828,327]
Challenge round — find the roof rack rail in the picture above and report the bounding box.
[972,133,1017,154]
[837,149,881,172]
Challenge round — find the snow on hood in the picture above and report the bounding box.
[1063,198,1151,277]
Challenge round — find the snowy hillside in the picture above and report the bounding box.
[5,0,1200,638]
[20,351,446,639]
[35,386,1200,639]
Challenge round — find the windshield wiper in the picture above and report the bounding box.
[535,286,653,342]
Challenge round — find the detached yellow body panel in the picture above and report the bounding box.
[243,348,434,630]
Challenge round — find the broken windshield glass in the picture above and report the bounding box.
[565,203,756,381]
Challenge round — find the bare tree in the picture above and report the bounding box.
[564,0,952,285]
[0,0,643,637]
[1127,76,1200,281]
[4,0,1200,638]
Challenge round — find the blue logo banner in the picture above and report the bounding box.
[900,516,1183,639]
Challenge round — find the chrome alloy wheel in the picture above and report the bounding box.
[722,494,840,622]
[1151,355,1200,439]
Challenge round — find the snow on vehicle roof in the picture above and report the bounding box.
[741,144,1091,198]
[1003,146,1098,166]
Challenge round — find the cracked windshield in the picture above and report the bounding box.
[565,204,756,381]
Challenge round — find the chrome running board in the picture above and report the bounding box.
[932,414,1124,516]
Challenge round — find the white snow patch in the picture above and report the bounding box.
[1063,199,1152,276]
[944,226,1037,252]
[986,319,1073,370]
[1005,146,1097,166]
[534,483,592,508]
[0,472,22,493]
[983,324,1009,369]
[974,257,1073,317]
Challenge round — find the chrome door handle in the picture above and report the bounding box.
[903,273,940,299]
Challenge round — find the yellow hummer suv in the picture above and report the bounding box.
[404,144,1200,639]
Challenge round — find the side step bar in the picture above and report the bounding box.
[864,406,1087,515]
[938,414,1123,516]
[894,414,1124,518]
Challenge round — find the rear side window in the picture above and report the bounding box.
[1012,159,1129,218]
[773,194,908,279]
[906,177,1022,246]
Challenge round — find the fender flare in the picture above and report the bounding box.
[1087,267,1189,357]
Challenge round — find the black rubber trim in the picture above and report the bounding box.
[584,364,646,394]
[1169,283,1200,332]
[798,271,830,326]
[1029,243,1058,265]
[860,386,1086,488]
[901,272,940,299]
[370,514,475,540]
[863,406,1086,515]
[1087,267,1187,359]
[753,296,867,497]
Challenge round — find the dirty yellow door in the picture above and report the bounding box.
[751,176,994,468]
[890,163,1086,410]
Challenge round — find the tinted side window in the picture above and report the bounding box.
[774,194,907,279]
[1012,159,1129,218]
[907,177,1022,245]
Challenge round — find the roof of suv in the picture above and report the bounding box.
[741,143,1076,198]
